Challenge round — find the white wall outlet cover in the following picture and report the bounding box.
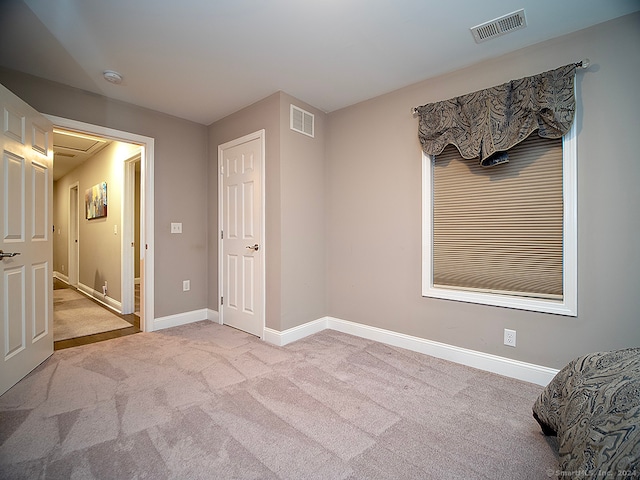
[504,328,517,347]
[171,222,182,233]
[183,280,190,291]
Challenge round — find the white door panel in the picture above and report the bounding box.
[219,132,264,337]
[0,83,54,396]
[69,183,79,286]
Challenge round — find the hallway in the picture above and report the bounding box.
[53,278,140,350]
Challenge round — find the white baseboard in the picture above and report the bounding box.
[153,308,210,331]
[53,271,69,283]
[327,317,559,386]
[263,317,327,346]
[262,316,558,386]
[76,282,122,314]
[207,309,221,325]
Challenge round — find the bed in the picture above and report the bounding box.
[532,347,640,479]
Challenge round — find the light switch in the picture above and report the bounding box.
[171,222,182,234]
[114,224,118,234]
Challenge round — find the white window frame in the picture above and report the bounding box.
[422,120,577,316]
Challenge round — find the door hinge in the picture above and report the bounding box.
[220,164,224,175]
[221,296,223,305]
[221,230,223,240]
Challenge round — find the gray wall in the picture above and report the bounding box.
[325,12,640,369]
[0,68,210,319]
[208,92,327,331]
[278,93,326,330]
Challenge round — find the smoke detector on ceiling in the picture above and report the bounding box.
[103,70,123,85]
[470,9,527,43]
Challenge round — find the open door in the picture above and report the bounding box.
[0,83,54,395]
[68,182,79,286]
[122,153,141,315]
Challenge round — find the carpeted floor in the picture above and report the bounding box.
[0,321,559,479]
[53,288,133,342]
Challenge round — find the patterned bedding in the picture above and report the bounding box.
[532,348,640,479]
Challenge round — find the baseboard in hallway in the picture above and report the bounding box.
[53,278,140,350]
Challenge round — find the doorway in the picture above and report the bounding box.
[49,115,155,343]
[52,131,141,347]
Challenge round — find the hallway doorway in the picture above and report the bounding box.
[49,115,155,342]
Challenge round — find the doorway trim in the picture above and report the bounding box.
[67,182,79,286]
[47,115,155,332]
[217,129,266,336]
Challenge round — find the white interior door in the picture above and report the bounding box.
[0,83,54,396]
[219,131,265,337]
[68,183,79,286]
[122,153,141,315]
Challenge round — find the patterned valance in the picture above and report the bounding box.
[415,64,576,167]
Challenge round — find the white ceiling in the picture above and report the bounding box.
[52,129,110,180]
[1,0,638,126]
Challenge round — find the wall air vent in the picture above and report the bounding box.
[470,9,527,43]
[290,104,314,138]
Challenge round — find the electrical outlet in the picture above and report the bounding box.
[171,222,182,234]
[504,328,516,347]
[183,280,190,291]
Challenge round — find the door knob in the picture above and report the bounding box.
[245,244,259,251]
[0,250,21,259]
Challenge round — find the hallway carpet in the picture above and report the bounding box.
[53,288,133,342]
[0,321,559,479]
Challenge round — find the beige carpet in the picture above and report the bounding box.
[0,321,559,479]
[53,288,133,341]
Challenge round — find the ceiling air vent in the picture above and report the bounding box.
[471,9,527,43]
[290,104,314,138]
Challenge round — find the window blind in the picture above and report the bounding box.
[432,134,563,299]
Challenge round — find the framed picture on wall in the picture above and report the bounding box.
[86,182,107,219]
